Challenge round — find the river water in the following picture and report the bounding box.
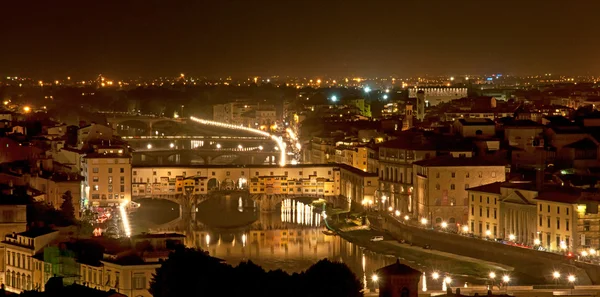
[131,195,486,290]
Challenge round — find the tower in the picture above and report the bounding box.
[402,104,414,131]
[416,90,425,121]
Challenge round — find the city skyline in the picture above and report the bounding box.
[1,0,600,78]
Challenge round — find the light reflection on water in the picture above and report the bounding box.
[140,196,477,289]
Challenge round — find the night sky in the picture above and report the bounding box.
[1,0,599,79]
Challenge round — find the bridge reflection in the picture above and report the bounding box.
[145,196,398,275]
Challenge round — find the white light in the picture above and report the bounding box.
[331,95,337,102]
[388,206,393,212]
[590,248,597,255]
[553,271,560,279]
[560,241,567,250]
[441,222,448,228]
[381,195,387,202]
[534,238,541,245]
[432,272,439,280]
[485,230,491,236]
[421,218,428,225]
[582,251,588,257]
[169,143,174,148]
[450,77,455,81]
[216,143,221,149]
[385,88,390,93]
[568,275,576,283]
[509,234,516,241]
[371,274,378,282]
[258,145,263,150]
[404,215,409,221]
[489,272,496,279]
[502,275,510,283]
[383,94,388,100]
[394,210,400,216]
[295,143,301,150]
[119,201,131,237]
[238,144,243,150]
[147,144,152,149]
[206,234,210,246]
[291,159,298,165]
[444,276,452,284]
[462,225,469,232]
[364,86,371,93]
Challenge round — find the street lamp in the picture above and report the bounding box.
[388,206,393,212]
[421,218,428,226]
[147,144,152,149]
[441,221,448,229]
[462,225,469,233]
[404,215,410,221]
[331,95,338,102]
[364,86,371,93]
[383,94,388,100]
[509,234,516,241]
[432,272,440,280]
[489,272,496,290]
[216,143,221,149]
[553,271,560,285]
[534,238,541,245]
[485,230,492,237]
[169,143,175,149]
[502,275,510,292]
[395,210,401,217]
[568,275,576,294]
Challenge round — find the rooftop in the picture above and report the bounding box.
[413,156,507,167]
[132,232,185,239]
[15,228,57,239]
[457,118,495,126]
[375,259,421,276]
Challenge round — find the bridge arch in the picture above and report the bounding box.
[221,178,236,190]
[207,178,219,190]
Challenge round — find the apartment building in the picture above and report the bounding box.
[413,156,508,227]
[82,148,132,207]
[249,175,338,197]
[3,229,59,293]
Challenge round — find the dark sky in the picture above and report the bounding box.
[1,0,599,79]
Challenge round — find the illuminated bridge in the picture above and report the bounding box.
[133,147,282,165]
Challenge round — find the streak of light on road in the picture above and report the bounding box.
[189,116,286,166]
[119,201,132,237]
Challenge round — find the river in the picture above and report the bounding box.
[130,194,496,290]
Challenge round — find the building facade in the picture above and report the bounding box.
[82,149,132,207]
[413,156,508,227]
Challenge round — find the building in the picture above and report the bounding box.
[453,118,496,138]
[408,87,468,107]
[377,132,437,214]
[3,229,59,293]
[213,102,278,129]
[375,260,421,297]
[28,172,82,217]
[0,137,44,164]
[77,124,114,149]
[467,182,538,243]
[413,156,508,227]
[335,145,368,172]
[534,186,579,252]
[249,174,338,197]
[339,165,378,205]
[96,259,160,297]
[82,148,132,208]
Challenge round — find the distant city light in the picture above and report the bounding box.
[23,106,31,113]
[169,143,175,148]
[147,144,152,149]
[383,94,388,100]
[331,95,338,102]
[216,143,221,149]
[364,86,371,93]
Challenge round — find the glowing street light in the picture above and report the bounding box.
[238,144,243,150]
[553,271,560,280]
[331,95,338,102]
[509,234,516,241]
[421,218,428,225]
[216,143,221,149]
[169,143,175,148]
[432,272,439,280]
[258,145,263,150]
[388,206,393,212]
[364,86,371,93]
[395,210,401,217]
[23,106,31,113]
[502,275,510,284]
[485,230,492,237]
[444,276,452,285]
[147,144,152,149]
[462,225,469,233]
[568,275,576,283]
[371,274,379,283]
[441,221,448,229]
[404,215,410,221]
[534,238,541,245]
[383,94,388,100]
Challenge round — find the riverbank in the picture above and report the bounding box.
[329,221,512,286]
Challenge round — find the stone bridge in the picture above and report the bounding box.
[106,114,186,136]
[132,149,280,165]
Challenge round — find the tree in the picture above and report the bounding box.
[60,191,75,223]
[150,248,233,297]
[302,259,363,297]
